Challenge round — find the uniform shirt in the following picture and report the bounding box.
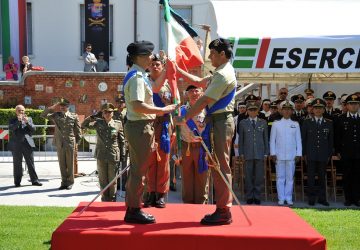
[124,64,156,121]
[153,80,172,106]
[270,118,302,160]
[82,117,122,161]
[41,109,82,147]
[180,103,206,143]
[204,62,236,114]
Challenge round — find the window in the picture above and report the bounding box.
[27,3,33,55]
[80,4,113,56]
[159,5,192,50]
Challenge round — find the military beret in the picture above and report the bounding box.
[280,100,295,109]
[58,97,70,106]
[304,88,314,95]
[245,94,259,103]
[305,98,315,107]
[101,103,116,112]
[345,94,360,104]
[238,101,246,108]
[127,41,154,56]
[291,94,305,103]
[246,102,259,110]
[311,98,326,108]
[186,85,198,91]
[323,91,337,100]
[209,38,233,53]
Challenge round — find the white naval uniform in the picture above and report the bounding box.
[270,118,302,203]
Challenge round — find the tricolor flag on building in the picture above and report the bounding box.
[160,0,204,101]
[1,0,28,67]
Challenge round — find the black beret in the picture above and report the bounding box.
[58,97,70,106]
[127,41,154,56]
[311,98,326,108]
[345,94,360,104]
[323,91,337,100]
[186,85,198,91]
[291,94,305,103]
[209,38,233,52]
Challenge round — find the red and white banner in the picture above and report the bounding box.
[0,129,9,140]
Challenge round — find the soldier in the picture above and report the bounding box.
[291,94,307,123]
[41,98,81,190]
[175,38,236,225]
[238,102,269,205]
[270,100,302,206]
[123,41,176,224]
[340,94,348,114]
[323,91,341,121]
[8,105,42,187]
[179,85,209,204]
[144,53,173,208]
[82,103,122,202]
[113,96,128,191]
[301,98,333,206]
[304,98,315,119]
[304,88,315,99]
[335,94,360,207]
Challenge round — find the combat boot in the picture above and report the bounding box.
[200,207,232,225]
[124,207,155,224]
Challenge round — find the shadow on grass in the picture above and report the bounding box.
[43,239,51,250]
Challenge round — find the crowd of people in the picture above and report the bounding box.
[6,38,360,226]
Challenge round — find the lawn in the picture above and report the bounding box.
[0,206,359,250]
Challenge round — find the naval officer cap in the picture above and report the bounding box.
[58,97,70,106]
[209,38,233,53]
[311,98,326,108]
[127,41,154,56]
[280,100,295,109]
[345,94,360,104]
[340,94,348,104]
[305,98,315,107]
[101,103,116,112]
[323,91,337,100]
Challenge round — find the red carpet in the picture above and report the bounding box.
[51,202,326,250]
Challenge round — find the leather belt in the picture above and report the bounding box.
[206,112,233,123]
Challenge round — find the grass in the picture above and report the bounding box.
[0,206,359,250]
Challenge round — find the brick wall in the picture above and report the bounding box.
[0,70,198,116]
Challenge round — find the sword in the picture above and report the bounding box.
[76,163,131,217]
[192,128,252,226]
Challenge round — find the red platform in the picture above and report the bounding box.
[51,202,326,250]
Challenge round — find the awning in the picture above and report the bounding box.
[210,1,360,83]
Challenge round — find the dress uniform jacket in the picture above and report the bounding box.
[270,118,302,160]
[291,109,307,124]
[238,118,269,160]
[335,113,360,159]
[301,117,334,161]
[324,108,341,121]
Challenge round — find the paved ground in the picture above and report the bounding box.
[0,157,358,209]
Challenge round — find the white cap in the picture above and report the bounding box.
[341,95,348,103]
[280,100,295,109]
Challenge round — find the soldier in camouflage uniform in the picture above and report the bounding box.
[41,98,81,190]
[82,103,123,201]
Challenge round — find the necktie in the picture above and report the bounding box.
[317,119,321,126]
[252,120,256,128]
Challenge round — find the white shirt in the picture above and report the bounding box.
[270,118,302,160]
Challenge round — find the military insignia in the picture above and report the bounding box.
[213,39,220,47]
[352,95,357,100]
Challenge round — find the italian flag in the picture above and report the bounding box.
[1,0,27,67]
[162,0,204,101]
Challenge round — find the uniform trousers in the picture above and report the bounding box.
[56,144,75,187]
[125,120,154,208]
[244,159,264,200]
[97,159,117,201]
[275,160,295,202]
[180,141,209,204]
[342,158,360,202]
[307,160,327,201]
[211,115,234,208]
[12,141,39,185]
[146,147,170,193]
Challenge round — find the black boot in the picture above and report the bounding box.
[200,208,232,225]
[155,193,166,208]
[124,207,156,224]
[143,192,156,208]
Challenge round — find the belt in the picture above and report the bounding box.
[206,112,233,123]
[182,141,201,148]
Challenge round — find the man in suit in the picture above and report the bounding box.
[41,98,81,190]
[82,43,97,72]
[301,98,333,206]
[238,102,269,204]
[335,94,360,206]
[9,105,42,187]
[270,100,302,206]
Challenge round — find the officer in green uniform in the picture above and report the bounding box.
[175,38,236,225]
[82,103,123,201]
[123,41,176,224]
[41,98,81,190]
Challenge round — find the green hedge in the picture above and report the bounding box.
[0,109,48,150]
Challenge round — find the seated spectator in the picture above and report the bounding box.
[4,56,19,80]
